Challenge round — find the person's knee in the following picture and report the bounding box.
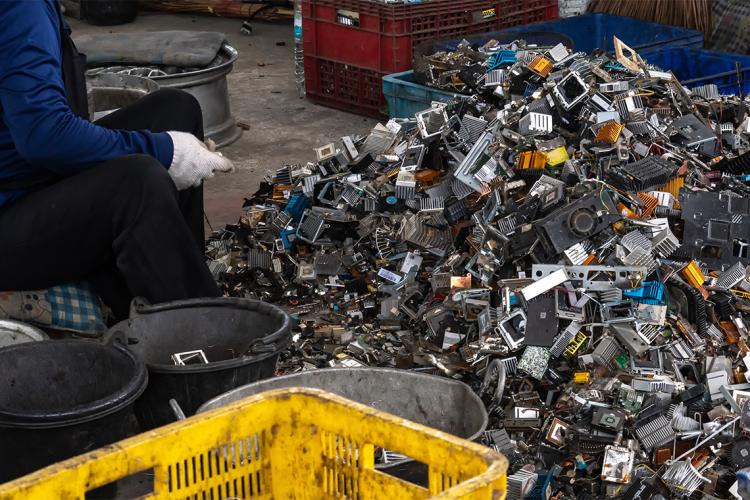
[155,88,201,114]
[152,89,203,135]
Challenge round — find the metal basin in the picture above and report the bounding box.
[87,44,242,148]
[198,368,487,480]
[149,44,241,148]
[87,73,160,120]
[0,320,48,348]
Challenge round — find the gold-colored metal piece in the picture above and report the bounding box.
[681,260,705,289]
[659,176,685,208]
[617,202,636,219]
[613,36,644,72]
[415,169,440,187]
[595,121,624,144]
[386,167,400,178]
[450,275,473,289]
[271,184,293,202]
[637,192,658,218]
[528,55,553,77]
[517,151,547,169]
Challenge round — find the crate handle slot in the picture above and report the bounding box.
[336,9,360,27]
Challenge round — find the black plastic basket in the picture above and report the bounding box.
[108,297,291,429]
[0,340,147,482]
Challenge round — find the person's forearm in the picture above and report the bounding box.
[0,0,174,174]
[6,102,174,173]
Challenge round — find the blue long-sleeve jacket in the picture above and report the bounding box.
[0,0,174,208]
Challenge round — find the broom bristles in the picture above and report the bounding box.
[588,0,712,38]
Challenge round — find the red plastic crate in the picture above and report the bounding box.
[302,0,558,73]
[304,56,386,118]
[302,0,558,117]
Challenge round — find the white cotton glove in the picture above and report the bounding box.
[167,131,234,190]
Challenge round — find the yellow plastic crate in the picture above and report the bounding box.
[0,388,507,499]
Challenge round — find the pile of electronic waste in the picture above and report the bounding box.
[206,39,750,498]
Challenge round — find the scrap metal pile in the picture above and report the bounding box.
[207,39,750,498]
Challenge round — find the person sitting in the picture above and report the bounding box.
[0,1,232,320]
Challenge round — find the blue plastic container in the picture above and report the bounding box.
[641,47,750,95]
[433,14,703,54]
[383,71,461,118]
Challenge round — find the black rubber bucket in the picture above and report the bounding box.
[198,368,488,484]
[0,340,147,483]
[109,297,291,430]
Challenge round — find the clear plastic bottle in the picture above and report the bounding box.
[293,0,305,97]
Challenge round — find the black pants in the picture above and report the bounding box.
[0,89,220,320]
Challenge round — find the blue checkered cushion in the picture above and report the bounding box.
[0,282,106,334]
[46,283,106,333]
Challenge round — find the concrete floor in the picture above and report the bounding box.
[70,11,377,228]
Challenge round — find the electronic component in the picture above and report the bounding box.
[535,191,620,254]
[453,128,497,193]
[601,445,634,484]
[591,336,623,371]
[670,113,718,157]
[595,120,624,144]
[662,460,709,496]
[551,71,589,110]
[415,106,448,139]
[314,143,336,162]
[507,469,538,499]
[592,408,625,432]
[550,321,581,358]
[401,145,425,171]
[607,156,679,192]
[497,309,527,351]
[680,189,750,266]
[518,345,551,380]
[546,417,572,446]
[296,209,328,244]
[635,416,675,450]
[528,55,553,77]
[519,112,553,135]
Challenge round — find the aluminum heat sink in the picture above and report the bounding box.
[482,69,507,88]
[691,83,719,99]
[416,107,448,139]
[550,321,581,358]
[620,230,651,252]
[651,227,679,258]
[296,209,328,244]
[518,112,553,135]
[507,469,537,499]
[458,115,488,144]
[247,249,272,269]
[715,261,747,289]
[400,214,452,254]
[635,416,675,451]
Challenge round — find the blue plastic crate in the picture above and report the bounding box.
[641,47,750,96]
[385,14,708,118]
[433,13,703,54]
[383,71,461,118]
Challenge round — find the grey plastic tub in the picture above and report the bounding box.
[198,368,487,481]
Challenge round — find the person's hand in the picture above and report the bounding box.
[166,131,234,190]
